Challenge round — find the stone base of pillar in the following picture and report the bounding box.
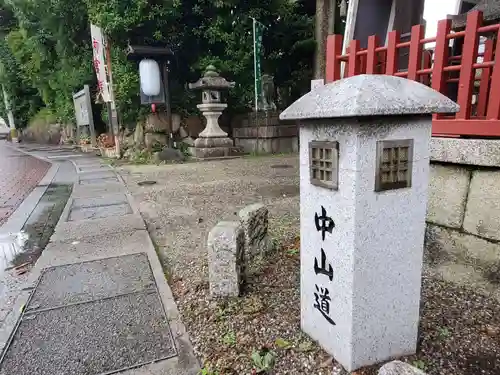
[189,146,231,159]
[194,136,233,148]
[190,136,239,159]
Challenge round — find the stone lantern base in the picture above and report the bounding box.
[189,136,234,159]
[188,102,238,159]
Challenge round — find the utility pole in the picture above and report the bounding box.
[105,40,121,157]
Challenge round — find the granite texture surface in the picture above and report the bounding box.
[463,170,500,241]
[427,164,470,228]
[378,361,426,375]
[430,137,500,167]
[299,117,431,371]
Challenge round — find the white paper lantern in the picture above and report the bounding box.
[139,59,161,96]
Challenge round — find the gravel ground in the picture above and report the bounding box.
[119,155,500,375]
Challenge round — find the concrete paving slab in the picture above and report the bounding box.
[67,202,132,221]
[72,183,127,198]
[27,253,155,312]
[71,194,129,208]
[0,292,176,375]
[79,176,120,185]
[79,171,117,181]
[77,165,112,173]
[72,159,105,166]
[52,214,146,241]
[33,230,151,270]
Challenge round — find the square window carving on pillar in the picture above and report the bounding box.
[375,139,414,192]
[309,141,339,190]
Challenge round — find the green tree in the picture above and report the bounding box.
[0,0,315,129]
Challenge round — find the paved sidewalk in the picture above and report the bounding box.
[0,146,199,375]
[0,142,51,225]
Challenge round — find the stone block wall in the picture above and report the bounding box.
[426,138,500,300]
[232,111,299,154]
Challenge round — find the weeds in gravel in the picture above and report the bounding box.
[437,326,451,339]
[275,338,293,350]
[251,347,276,373]
[412,360,429,372]
[199,365,220,375]
[222,330,237,347]
[286,247,299,256]
[215,306,227,322]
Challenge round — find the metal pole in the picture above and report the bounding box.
[252,18,260,153]
[162,61,173,148]
[105,37,121,156]
[252,18,258,114]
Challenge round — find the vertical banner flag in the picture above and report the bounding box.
[253,18,265,112]
[90,24,111,103]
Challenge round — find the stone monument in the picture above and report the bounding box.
[233,74,298,154]
[188,65,235,159]
[279,75,459,372]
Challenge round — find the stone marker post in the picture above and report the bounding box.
[279,75,459,372]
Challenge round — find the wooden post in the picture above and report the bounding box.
[431,19,452,94]
[326,35,343,83]
[421,50,432,85]
[347,40,360,77]
[366,35,379,74]
[386,31,400,75]
[456,11,481,120]
[487,30,500,120]
[477,38,494,117]
[407,24,424,81]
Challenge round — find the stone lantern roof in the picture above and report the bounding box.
[188,65,235,91]
[280,75,459,120]
[450,0,500,29]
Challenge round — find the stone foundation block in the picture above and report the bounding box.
[463,170,500,241]
[427,164,470,228]
[194,137,233,148]
[189,146,231,159]
[207,221,245,298]
[238,203,270,258]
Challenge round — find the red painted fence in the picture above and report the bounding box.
[325,11,500,137]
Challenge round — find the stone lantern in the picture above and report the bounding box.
[189,65,235,158]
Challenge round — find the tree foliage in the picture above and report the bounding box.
[0,0,314,129]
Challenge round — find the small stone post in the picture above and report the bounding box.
[238,203,270,259]
[207,221,245,297]
[279,75,459,371]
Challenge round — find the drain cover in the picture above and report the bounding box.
[0,254,176,375]
[0,293,176,375]
[138,180,157,186]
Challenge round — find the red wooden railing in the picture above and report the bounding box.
[325,11,500,137]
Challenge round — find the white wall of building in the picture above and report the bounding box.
[423,0,462,38]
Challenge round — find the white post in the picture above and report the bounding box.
[252,18,258,114]
[2,85,15,129]
[280,74,459,372]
